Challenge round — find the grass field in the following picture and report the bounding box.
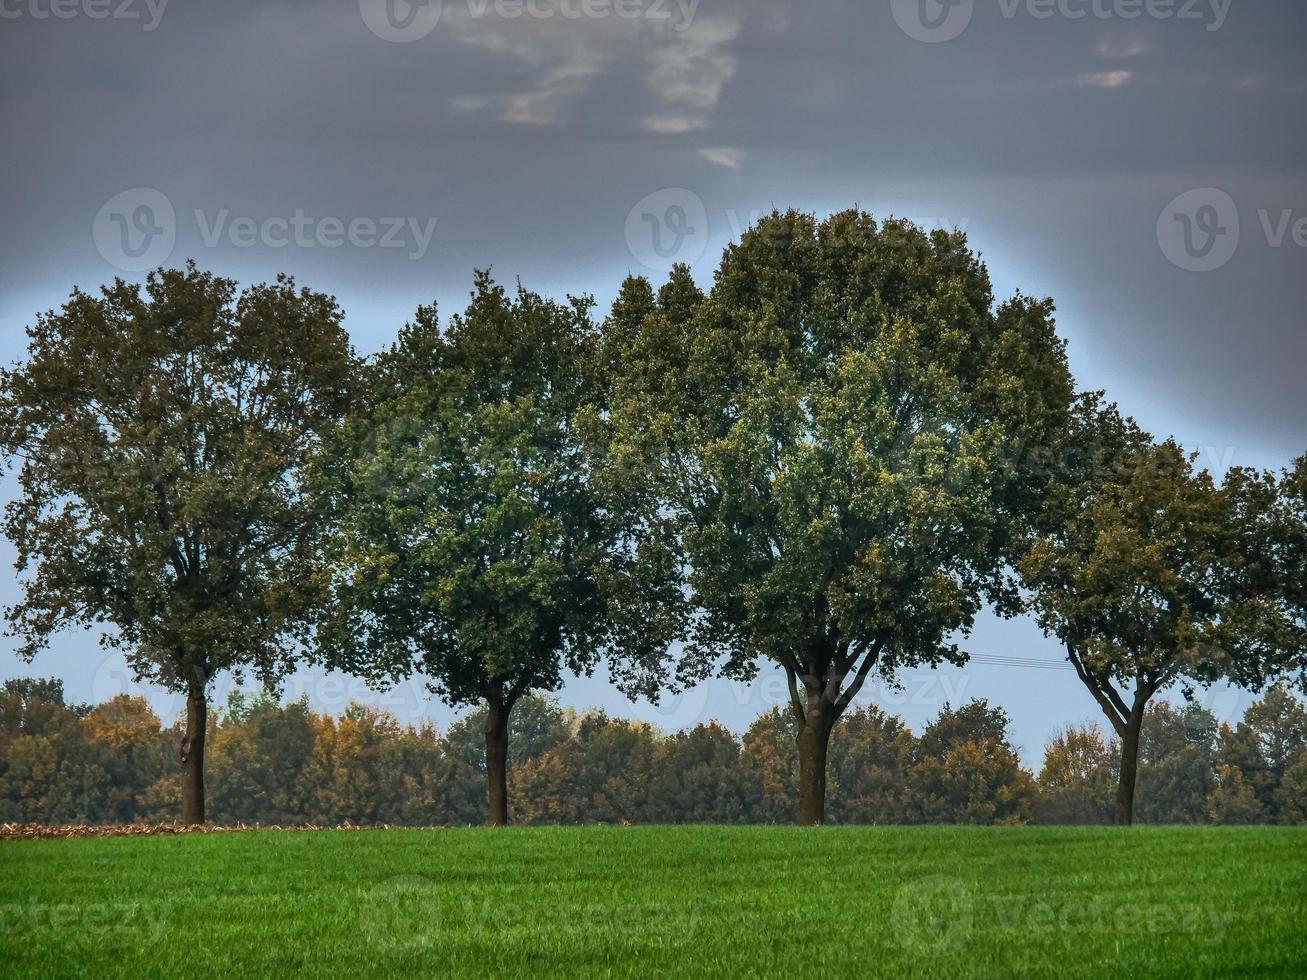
[2,826,1305,978]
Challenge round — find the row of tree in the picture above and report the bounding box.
[1,209,1303,827]
[6,678,1307,826]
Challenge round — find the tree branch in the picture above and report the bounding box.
[1066,643,1128,735]
[782,661,806,727]
[835,637,886,714]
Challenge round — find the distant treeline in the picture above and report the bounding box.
[4,678,1305,827]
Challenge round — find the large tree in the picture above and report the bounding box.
[0,264,356,823]
[604,210,1073,824]
[1018,396,1280,825]
[312,273,653,825]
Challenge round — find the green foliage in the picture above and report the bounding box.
[313,272,635,726]
[1017,395,1272,823]
[443,694,573,823]
[1134,701,1219,824]
[208,692,318,824]
[1022,403,1235,704]
[83,695,173,822]
[613,212,1071,680]
[0,680,169,823]
[1035,722,1116,824]
[1275,752,1307,822]
[1221,456,1307,686]
[3,235,1301,834]
[646,723,754,824]
[0,263,356,701]
[909,701,1036,824]
[1215,684,1307,821]
[603,210,1073,822]
[1208,763,1265,824]
[825,705,916,824]
[739,706,799,823]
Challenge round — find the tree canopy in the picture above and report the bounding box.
[312,272,641,824]
[1018,395,1287,823]
[603,209,1074,822]
[0,264,356,822]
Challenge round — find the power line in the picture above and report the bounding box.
[966,654,1075,671]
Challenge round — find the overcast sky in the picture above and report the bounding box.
[1,0,1303,758]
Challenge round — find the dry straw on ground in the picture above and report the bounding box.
[0,822,425,840]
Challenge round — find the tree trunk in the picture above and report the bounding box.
[1115,709,1145,827]
[180,691,208,825]
[1066,648,1154,829]
[796,709,835,826]
[484,694,511,827]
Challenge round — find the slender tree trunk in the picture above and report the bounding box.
[1067,648,1156,829]
[484,694,511,827]
[1115,705,1146,827]
[795,708,835,826]
[180,690,207,825]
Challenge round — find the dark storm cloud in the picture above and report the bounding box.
[1,0,1302,461]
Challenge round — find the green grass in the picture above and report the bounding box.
[2,826,1304,978]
